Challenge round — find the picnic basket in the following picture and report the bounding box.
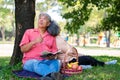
[60,48,82,75]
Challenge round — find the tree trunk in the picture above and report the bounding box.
[76,33,80,46]
[83,34,86,47]
[9,0,35,65]
[106,30,111,47]
[1,26,5,41]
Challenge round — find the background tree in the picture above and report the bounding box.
[59,0,120,47]
[0,0,11,41]
[36,0,58,12]
[9,0,35,65]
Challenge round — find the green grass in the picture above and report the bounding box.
[65,56,120,80]
[0,56,120,80]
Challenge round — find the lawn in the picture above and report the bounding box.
[0,56,120,80]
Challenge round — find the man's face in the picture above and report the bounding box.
[38,15,50,28]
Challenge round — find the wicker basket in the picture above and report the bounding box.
[60,48,82,76]
[61,65,82,76]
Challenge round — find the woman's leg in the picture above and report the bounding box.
[78,56,117,66]
[69,56,105,66]
[80,56,105,66]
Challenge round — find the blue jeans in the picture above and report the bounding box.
[23,59,61,77]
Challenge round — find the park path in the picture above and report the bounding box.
[77,47,120,57]
[0,44,14,57]
[0,44,120,57]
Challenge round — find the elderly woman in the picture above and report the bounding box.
[47,22,117,69]
[56,36,117,69]
[19,13,63,79]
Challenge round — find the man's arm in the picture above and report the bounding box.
[21,36,43,53]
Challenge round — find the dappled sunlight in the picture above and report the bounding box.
[0,0,120,79]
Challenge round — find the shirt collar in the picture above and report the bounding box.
[34,28,49,38]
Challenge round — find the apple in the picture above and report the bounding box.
[72,64,79,70]
[77,66,82,70]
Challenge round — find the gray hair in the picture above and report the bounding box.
[47,21,60,36]
[39,12,51,22]
[39,12,60,36]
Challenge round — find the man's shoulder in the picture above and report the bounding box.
[25,28,37,33]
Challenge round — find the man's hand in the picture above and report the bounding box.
[45,55,56,60]
[32,36,43,44]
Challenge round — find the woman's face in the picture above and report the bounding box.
[38,15,50,28]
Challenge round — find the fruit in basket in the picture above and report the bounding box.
[67,62,79,70]
[77,66,82,70]
[72,64,79,70]
[67,63,72,68]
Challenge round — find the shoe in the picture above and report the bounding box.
[50,72,64,80]
[105,60,117,65]
[80,65,92,69]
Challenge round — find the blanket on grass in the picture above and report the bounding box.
[12,69,69,79]
[12,69,42,79]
